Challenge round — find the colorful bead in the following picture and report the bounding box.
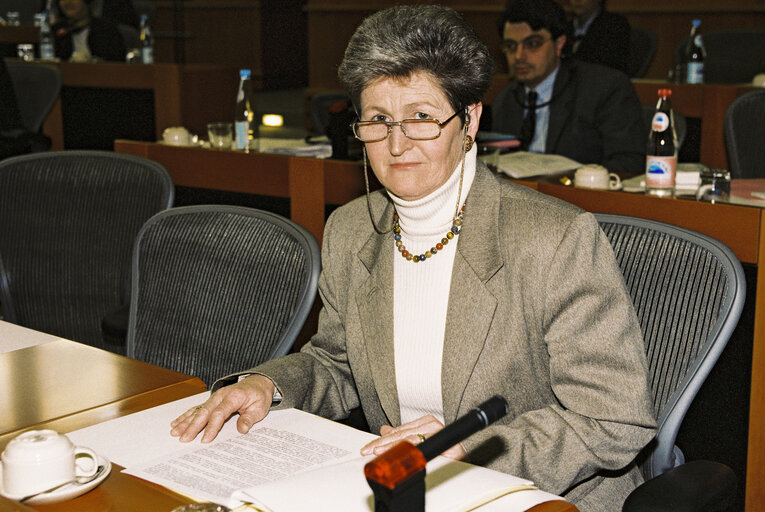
[392,202,465,264]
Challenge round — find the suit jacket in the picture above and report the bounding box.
[490,59,646,174]
[53,18,126,62]
[217,164,657,511]
[569,10,631,74]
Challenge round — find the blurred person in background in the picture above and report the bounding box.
[491,0,645,173]
[568,0,631,73]
[52,0,125,62]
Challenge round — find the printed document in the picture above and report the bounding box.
[495,151,581,179]
[68,393,565,511]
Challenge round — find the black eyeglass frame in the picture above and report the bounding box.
[500,35,553,54]
[350,109,462,143]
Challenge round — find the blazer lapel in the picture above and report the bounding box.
[546,61,576,153]
[356,198,401,426]
[441,166,502,422]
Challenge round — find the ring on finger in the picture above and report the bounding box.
[417,433,426,443]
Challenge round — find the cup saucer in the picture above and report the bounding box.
[0,454,111,505]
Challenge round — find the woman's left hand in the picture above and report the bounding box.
[360,415,466,460]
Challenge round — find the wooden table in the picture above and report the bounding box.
[29,61,241,151]
[0,26,37,45]
[115,139,374,245]
[484,75,757,171]
[113,140,765,511]
[0,323,576,512]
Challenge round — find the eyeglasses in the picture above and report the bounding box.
[500,35,552,54]
[351,110,462,143]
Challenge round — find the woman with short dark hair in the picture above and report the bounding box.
[171,6,656,511]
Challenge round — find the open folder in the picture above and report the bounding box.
[67,393,564,512]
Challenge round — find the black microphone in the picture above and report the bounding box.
[417,395,508,461]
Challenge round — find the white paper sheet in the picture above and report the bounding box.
[67,394,565,511]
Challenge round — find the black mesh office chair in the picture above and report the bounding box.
[627,27,657,78]
[593,215,744,512]
[0,151,174,352]
[5,62,62,134]
[126,206,321,387]
[725,89,765,179]
[673,30,765,84]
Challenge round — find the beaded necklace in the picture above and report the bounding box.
[393,203,465,262]
[392,142,467,263]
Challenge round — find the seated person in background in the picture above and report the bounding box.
[89,0,139,30]
[568,0,631,74]
[53,0,126,62]
[491,0,646,173]
[170,5,657,511]
[0,59,50,160]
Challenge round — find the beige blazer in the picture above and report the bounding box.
[220,164,657,511]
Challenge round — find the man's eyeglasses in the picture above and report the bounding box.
[500,35,552,54]
[351,110,461,143]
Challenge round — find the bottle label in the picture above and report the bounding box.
[40,43,54,60]
[646,156,676,189]
[142,47,154,64]
[686,62,703,84]
[235,121,249,150]
[693,35,703,47]
[651,112,669,132]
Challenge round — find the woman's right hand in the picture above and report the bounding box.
[170,374,276,443]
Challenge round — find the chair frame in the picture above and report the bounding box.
[594,214,745,480]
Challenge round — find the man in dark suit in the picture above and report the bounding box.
[491,0,645,173]
[569,0,631,74]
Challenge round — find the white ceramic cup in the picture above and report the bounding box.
[162,126,192,146]
[574,165,621,190]
[1,430,98,498]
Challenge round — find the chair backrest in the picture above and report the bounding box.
[126,205,321,387]
[0,151,174,351]
[4,62,62,133]
[310,91,351,136]
[628,27,657,78]
[641,104,687,150]
[594,214,745,481]
[724,89,765,179]
[673,30,765,84]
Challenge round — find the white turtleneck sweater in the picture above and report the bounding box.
[390,146,477,425]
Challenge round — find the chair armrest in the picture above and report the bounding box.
[623,460,736,512]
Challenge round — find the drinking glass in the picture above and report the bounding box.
[207,122,234,149]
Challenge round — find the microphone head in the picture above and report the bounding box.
[475,396,509,426]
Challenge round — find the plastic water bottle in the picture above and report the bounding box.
[680,20,705,84]
[645,89,678,197]
[39,12,55,61]
[234,69,258,152]
[139,14,154,64]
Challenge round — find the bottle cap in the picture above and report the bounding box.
[692,19,701,27]
[658,88,672,98]
[239,69,252,79]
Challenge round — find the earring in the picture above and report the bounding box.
[464,134,474,152]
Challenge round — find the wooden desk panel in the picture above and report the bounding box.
[0,340,204,439]
[114,140,371,245]
[35,62,239,150]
